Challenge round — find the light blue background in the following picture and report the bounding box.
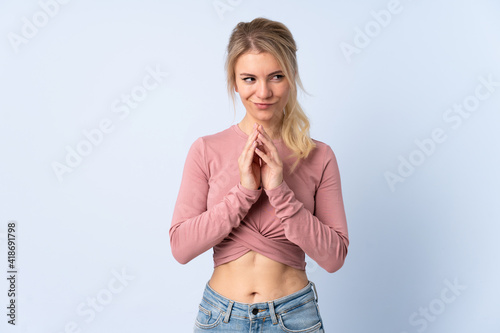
[1,0,499,332]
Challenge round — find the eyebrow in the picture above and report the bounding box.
[238,70,284,77]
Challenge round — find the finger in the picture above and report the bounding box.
[256,132,277,155]
[257,124,274,142]
[254,146,273,166]
[240,133,259,166]
[255,139,266,153]
[252,142,261,164]
[243,140,258,168]
[255,129,283,166]
[243,128,259,152]
[240,127,256,155]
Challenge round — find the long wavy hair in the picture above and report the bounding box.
[225,17,316,173]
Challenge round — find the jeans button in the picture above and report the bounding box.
[252,308,258,315]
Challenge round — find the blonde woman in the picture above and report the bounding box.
[170,17,349,332]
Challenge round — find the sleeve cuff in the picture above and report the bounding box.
[264,179,303,218]
[237,182,263,199]
[263,180,287,196]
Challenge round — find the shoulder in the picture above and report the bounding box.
[187,125,239,157]
[306,138,340,173]
[311,138,330,150]
[310,138,336,158]
[198,125,236,145]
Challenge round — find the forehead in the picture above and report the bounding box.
[234,51,282,74]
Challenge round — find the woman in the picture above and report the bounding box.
[170,17,349,332]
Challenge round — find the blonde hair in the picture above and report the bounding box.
[225,17,316,173]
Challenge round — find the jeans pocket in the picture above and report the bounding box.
[278,299,323,333]
[194,299,224,330]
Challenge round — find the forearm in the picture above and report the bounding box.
[265,180,349,273]
[169,183,261,264]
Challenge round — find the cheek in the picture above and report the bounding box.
[278,87,291,101]
[237,85,253,100]
[276,81,290,97]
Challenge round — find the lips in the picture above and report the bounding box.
[253,102,274,110]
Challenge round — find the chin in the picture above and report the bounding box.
[252,113,277,121]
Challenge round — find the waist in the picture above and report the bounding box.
[202,278,318,312]
[209,250,308,303]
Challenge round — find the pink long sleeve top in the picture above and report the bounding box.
[169,124,349,273]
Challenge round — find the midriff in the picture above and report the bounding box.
[208,250,309,304]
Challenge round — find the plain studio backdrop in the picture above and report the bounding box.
[1,0,499,332]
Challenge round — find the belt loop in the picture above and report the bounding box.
[267,301,278,325]
[223,300,234,323]
[310,281,319,303]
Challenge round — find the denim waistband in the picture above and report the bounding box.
[202,280,319,324]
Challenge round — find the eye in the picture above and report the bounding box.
[272,75,285,80]
[242,77,255,83]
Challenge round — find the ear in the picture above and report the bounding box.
[234,85,239,93]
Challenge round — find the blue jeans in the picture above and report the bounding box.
[193,280,325,332]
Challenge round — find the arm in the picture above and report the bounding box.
[264,145,349,273]
[169,137,262,264]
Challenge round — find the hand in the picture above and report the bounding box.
[238,123,261,190]
[254,124,283,190]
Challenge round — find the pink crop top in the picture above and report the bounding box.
[169,124,349,273]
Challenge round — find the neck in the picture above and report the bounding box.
[238,115,283,140]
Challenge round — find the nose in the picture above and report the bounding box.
[255,81,272,100]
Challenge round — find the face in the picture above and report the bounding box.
[234,51,290,124]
